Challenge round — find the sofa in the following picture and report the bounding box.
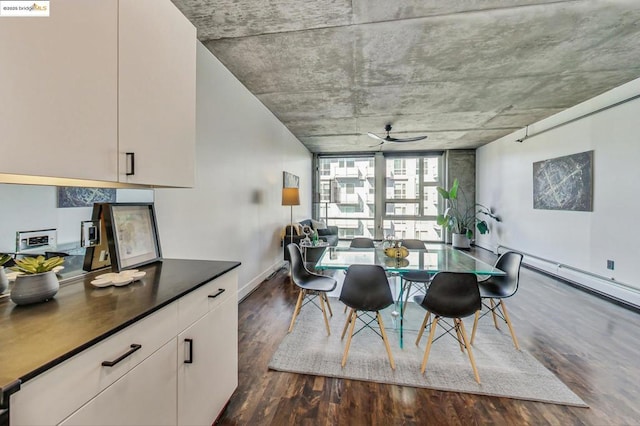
[282,219,339,262]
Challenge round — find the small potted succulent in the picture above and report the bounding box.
[10,255,65,305]
[0,253,12,294]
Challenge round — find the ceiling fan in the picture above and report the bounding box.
[367,124,428,146]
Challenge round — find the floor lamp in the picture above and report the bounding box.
[282,187,300,251]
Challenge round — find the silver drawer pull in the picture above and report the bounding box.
[101,344,142,367]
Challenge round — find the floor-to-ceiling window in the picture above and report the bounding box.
[383,155,442,241]
[317,156,375,239]
[316,153,443,242]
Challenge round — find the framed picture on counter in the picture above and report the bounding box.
[102,203,162,271]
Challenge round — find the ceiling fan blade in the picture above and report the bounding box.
[368,141,385,148]
[391,135,428,143]
[367,132,385,142]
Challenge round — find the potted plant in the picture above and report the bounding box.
[0,253,12,294]
[9,255,65,305]
[436,178,500,249]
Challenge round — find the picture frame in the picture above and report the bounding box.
[533,150,593,211]
[283,171,299,188]
[101,203,163,271]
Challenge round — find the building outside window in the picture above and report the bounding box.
[383,155,442,241]
[316,154,443,242]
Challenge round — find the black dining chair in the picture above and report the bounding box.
[287,244,337,336]
[398,239,432,315]
[339,264,396,370]
[340,237,376,313]
[470,251,523,349]
[414,272,481,383]
[349,237,375,248]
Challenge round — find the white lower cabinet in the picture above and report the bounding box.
[59,340,177,426]
[10,270,238,426]
[178,295,238,425]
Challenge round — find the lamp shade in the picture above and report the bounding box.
[282,187,300,206]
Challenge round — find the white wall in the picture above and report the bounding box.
[476,78,640,306]
[0,185,153,252]
[154,43,312,300]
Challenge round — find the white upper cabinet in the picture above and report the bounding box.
[118,0,196,187]
[0,0,119,181]
[0,0,196,187]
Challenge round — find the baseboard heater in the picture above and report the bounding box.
[495,245,640,313]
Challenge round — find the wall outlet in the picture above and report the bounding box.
[607,260,615,270]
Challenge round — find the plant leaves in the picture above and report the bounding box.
[476,220,489,234]
[450,178,459,199]
[436,186,449,200]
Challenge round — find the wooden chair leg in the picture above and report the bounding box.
[288,289,305,333]
[323,293,333,317]
[458,318,481,384]
[343,304,348,314]
[420,316,439,374]
[341,308,354,340]
[318,292,331,336]
[376,311,396,370]
[471,310,480,345]
[489,299,500,329]
[415,311,430,346]
[500,300,520,350]
[341,310,358,367]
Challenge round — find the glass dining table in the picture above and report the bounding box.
[315,243,506,347]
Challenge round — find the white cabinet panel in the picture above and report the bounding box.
[0,0,196,187]
[59,339,177,426]
[10,303,177,426]
[177,270,236,331]
[0,0,118,181]
[118,0,196,187]
[177,296,238,426]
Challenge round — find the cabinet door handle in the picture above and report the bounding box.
[125,152,135,176]
[184,338,193,364]
[208,288,225,299]
[101,344,142,367]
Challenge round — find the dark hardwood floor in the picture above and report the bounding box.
[217,248,640,425]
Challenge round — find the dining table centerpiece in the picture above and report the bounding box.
[382,239,410,259]
[10,255,65,305]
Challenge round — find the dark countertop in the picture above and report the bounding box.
[0,258,240,400]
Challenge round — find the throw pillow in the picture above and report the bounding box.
[280,224,301,240]
[311,219,327,230]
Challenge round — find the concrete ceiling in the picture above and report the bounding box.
[171,0,640,153]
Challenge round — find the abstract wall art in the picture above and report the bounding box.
[283,171,299,188]
[57,187,116,208]
[533,150,593,211]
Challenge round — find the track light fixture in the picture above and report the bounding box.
[515,125,529,143]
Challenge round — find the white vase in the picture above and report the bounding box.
[452,233,471,249]
[0,266,8,294]
[10,271,60,305]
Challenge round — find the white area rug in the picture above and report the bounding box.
[269,298,587,407]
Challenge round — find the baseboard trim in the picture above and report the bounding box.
[473,245,640,314]
[238,261,287,302]
[523,263,640,314]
